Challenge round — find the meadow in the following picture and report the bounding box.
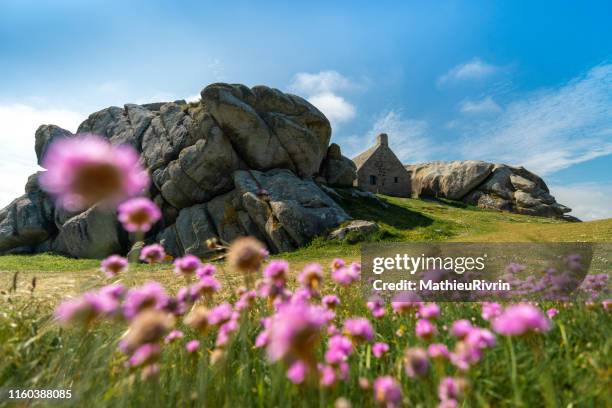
[0,193,610,407]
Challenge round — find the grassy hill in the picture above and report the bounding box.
[0,192,609,296]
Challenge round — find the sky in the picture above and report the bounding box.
[1,0,611,220]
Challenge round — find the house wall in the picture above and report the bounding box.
[354,146,411,197]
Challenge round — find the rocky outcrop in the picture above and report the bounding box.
[328,220,379,241]
[0,83,355,258]
[158,169,350,256]
[319,143,357,187]
[406,161,573,219]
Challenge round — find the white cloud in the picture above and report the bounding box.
[289,71,357,127]
[307,92,356,124]
[344,110,434,163]
[438,58,499,86]
[458,64,612,175]
[550,183,612,221]
[459,96,502,114]
[0,104,85,208]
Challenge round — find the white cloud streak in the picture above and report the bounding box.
[458,64,612,175]
[459,96,502,114]
[549,183,612,221]
[438,58,499,86]
[289,71,357,127]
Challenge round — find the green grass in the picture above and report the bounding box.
[0,194,610,407]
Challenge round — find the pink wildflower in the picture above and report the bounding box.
[117,197,161,233]
[174,255,202,277]
[343,317,374,343]
[287,360,308,384]
[100,255,128,278]
[372,342,390,358]
[140,244,166,263]
[39,135,148,210]
[185,340,200,354]
[404,347,429,378]
[415,318,437,339]
[492,304,551,336]
[373,376,402,408]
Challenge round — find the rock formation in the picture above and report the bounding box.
[0,83,356,258]
[406,161,573,219]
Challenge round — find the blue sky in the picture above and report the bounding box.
[1,0,611,219]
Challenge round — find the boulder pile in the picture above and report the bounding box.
[0,83,357,258]
[406,161,574,219]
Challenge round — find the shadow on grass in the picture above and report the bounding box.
[335,191,433,230]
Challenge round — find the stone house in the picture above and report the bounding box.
[351,133,410,197]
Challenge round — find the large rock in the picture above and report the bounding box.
[158,203,216,257]
[52,205,123,258]
[407,160,494,200]
[35,125,73,166]
[78,104,156,150]
[328,220,379,240]
[0,174,55,253]
[319,143,357,187]
[233,169,350,252]
[408,161,572,218]
[201,83,331,178]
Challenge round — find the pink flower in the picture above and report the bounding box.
[55,290,119,326]
[266,302,326,364]
[192,276,221,297]
[174,255,202,277]
[415,319,437,339]
[450,319,472,338]
[331,263,360,286]
[287,360,308,384]
[373,342,389,358]
[164,330,184,343]
[298,263,324,291]
[129,343,161,367]
[264,260,289,284]
[492,304,551,336]
[419,303,440,319]
[343,318,374,343]
[546,308,558,318]
[123,282,169,320]
[438,377,467,402]
[404,347,429,378]
[100,255,128,278]
[322,295,340,309]
[196,264,216,279]
[185,340,200,353]
[373,376,402,408]
[140,244,166,263]
[428,343,450,360]
[325,335,353,365]
[481,302,502,321]
[39,135,149,211]
[118,197,161,233]
[391,292,422,314]
[331,258,345,271]
[367,297,386,318]
[208,303,233,326]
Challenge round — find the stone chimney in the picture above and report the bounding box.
[377,133,388,146]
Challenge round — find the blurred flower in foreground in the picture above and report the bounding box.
[140,244,166,264]
[118,198,161,233]
[404,347,429,378]
[373,376,402,408]
[372,342,389,358]
[227,237,267,273]
[343,318,374,343]
[40,135,149,210]
[492,304,551,336]
[174,255,202,277]
[100,255,128,278]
